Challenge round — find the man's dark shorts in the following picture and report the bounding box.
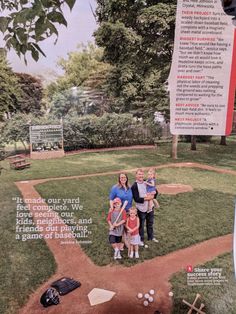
[109,235,122,244]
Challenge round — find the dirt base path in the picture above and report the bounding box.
[16,162,235,314]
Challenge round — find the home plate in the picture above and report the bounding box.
[88,288,116,306]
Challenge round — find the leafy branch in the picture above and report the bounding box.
[0,0,76,61]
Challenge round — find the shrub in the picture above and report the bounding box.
[2,112,156,152]
[63,113,154,150]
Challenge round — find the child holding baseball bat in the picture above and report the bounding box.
[107,198,127,260]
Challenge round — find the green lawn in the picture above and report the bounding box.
[0,139,236,313]
[0,182,56,314]
[36,167,235,266]
[1,138,236,183]
[170,253,236,313]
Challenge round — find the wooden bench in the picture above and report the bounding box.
[8,155,31,170]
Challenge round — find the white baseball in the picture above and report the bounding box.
[137,293,143,299]
[144,293,150,299]
[144,244,149,248]
[168,291,174,297]
[149,289,155,295]
[148,296,154,302]
[143,300,149,307]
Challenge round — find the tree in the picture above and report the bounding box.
[46,44,112,116]
[1,112,31,151]
[1,112,61,151]
[94,0,176,118]
[220,136,227,146]
[0,0,76,61]
[56,44,111,90]
[0,136,6,174]
[191,135,197,151]
[49,86,103,119]
[0,55,23,120]
[0,56,44,119]
[49,88,87,118]
[45,44,112,98]
[0,130,6,160]
[15,72,44,114]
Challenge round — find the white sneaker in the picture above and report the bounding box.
[152,238,159,243]
[129,251,134,258]
[139,241,144,246]
[116,250,122,259]
[135,252,139,259]
[114,249,119,260]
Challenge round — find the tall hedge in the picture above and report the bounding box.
[63,113,154,150]
[2,112,157,151]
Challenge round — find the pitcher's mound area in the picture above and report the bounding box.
[158,184,193,195]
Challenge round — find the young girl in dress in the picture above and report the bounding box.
[126,207,140,258]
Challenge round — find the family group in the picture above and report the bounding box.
[107,168,159,260]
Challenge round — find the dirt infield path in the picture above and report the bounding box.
[16,163,235,314]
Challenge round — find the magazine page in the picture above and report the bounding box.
[0,1,236,314]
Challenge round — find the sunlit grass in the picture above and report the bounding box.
[36,168,235,266]
[170,253,236,313]
[0,140,236,313]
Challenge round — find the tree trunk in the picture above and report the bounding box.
[21,140,27,154]
[191,135,196,151]
[220,136,227,145]
[171,134,178,159]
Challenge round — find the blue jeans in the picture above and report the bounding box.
[138,210,154,241]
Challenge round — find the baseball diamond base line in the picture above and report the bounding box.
[16,163,235,314]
